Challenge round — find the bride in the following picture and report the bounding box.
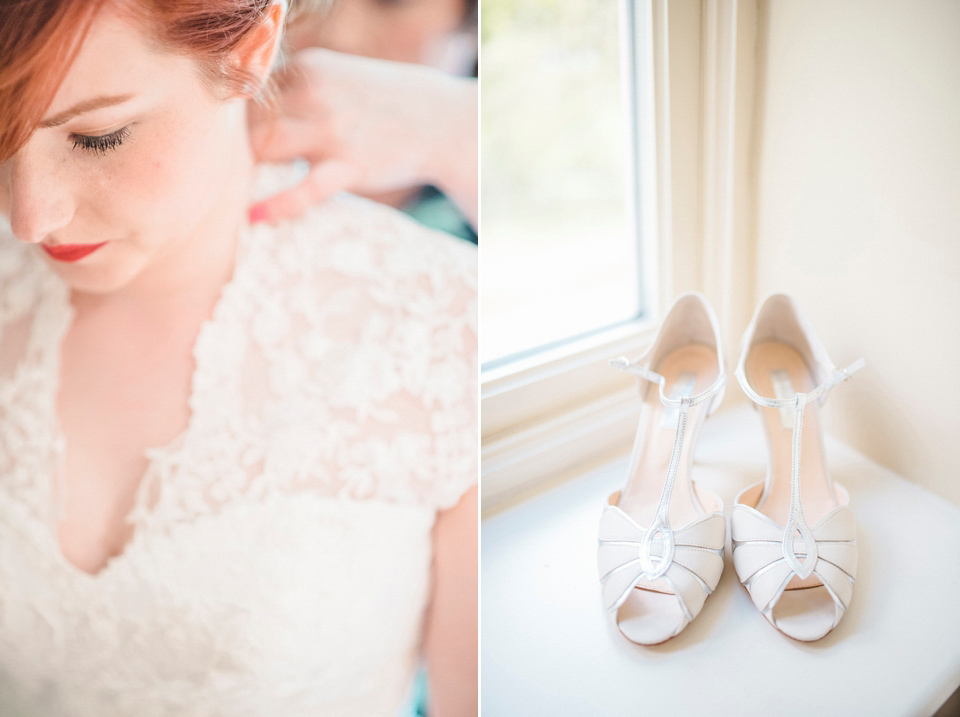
[0,1,477,715]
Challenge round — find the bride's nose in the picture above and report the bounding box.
[4,154,76,244]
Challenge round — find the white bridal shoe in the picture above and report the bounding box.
[731,294,864,641]
[597,293,727,645]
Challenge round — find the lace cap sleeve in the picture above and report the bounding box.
[264,182,478,512]
[374,200,478,512]
[414,219,477,512]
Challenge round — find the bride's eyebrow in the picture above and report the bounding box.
[39,93,135,129]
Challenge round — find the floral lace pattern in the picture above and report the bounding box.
[0,164,477,716]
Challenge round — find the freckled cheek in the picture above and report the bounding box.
[127,142,191,216]
[90,120,218,237]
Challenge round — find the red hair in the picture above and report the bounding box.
[0,0,302,163]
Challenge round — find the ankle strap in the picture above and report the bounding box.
[610,356,726,409]
[734,358,865,409]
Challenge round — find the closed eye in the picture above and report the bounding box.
[71,126,130,156]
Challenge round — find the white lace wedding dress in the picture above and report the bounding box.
[0,164,477,716]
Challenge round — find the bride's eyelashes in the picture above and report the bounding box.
[70,125,131,156]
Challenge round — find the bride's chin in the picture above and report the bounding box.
[43,248,149,296]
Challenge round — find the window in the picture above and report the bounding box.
[480,0,644,367]
[480,0,746,512]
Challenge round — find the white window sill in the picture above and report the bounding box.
[481,404,960,716]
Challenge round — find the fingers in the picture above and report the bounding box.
[249,116,326,163]
[248,160,359,223]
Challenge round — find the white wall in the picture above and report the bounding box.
[750,0,960,504]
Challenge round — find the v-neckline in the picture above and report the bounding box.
[37,222,254,581]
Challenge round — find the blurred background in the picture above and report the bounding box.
[288,0,478,243]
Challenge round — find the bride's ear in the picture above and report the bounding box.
[233,0,287,98]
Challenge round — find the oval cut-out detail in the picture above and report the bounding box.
[639,521,675,580]
[782,516,818,580]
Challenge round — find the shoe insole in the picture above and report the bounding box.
[745,341,841,593]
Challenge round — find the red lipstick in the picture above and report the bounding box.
[41,242,108,262]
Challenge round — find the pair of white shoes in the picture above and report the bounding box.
[597,292,865,645]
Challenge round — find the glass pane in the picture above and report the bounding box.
[481,0,642,366]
